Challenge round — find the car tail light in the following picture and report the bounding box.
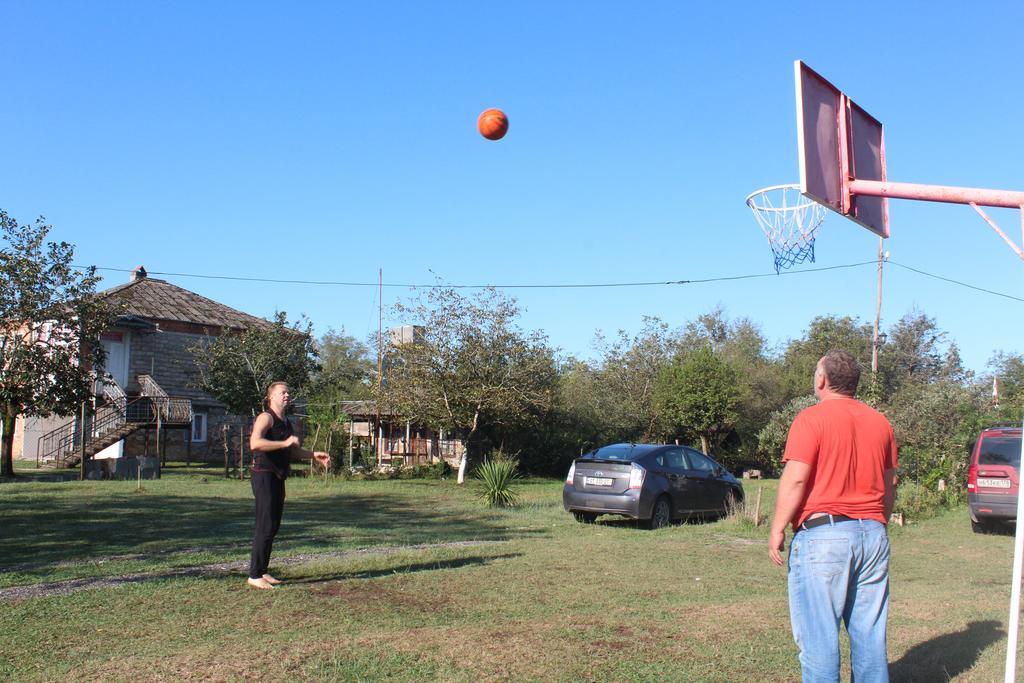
[967,464,977,492]
[629,463,646,489]
[566,462,576,485]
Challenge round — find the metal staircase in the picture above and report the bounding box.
[36,376,193,468]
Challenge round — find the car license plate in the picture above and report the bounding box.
[585,477,613,487]
[979,478,1011,489]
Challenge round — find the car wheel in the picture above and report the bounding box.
[648,496,672,530]
[573,511,597,524]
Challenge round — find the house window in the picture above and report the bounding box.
[191,412,208,443]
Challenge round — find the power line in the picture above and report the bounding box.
[73,259,1023,303]
[78,260,877,289]
[888,260,1024,304]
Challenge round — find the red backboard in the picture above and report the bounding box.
[795,61,889,238]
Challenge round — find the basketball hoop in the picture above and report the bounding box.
[746,184,827,273]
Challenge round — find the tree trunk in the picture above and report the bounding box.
[0,409,16,478]
[457,446,469,484]
[457,410,482,484]
[700,434,710,455]
[457,423,478,485]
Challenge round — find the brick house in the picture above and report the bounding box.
[15,266,277,470]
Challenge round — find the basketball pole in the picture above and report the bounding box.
[847,180,1024,680]
[1009,425,1024,682]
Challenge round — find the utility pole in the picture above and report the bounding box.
[871,238,886,375]
[376,268,383,469]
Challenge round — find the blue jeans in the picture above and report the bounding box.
[788,518,890,683]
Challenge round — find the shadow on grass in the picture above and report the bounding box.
[889,620,1004,682]
[0,474,547,579]
[287,552,522,585]
[591,515,726,530]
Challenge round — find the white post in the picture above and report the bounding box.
[1005,415,1024,682]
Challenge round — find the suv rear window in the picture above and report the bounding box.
[978,436,1023,467]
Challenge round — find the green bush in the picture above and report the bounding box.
[893,480,963,521]
[475,455,521,508]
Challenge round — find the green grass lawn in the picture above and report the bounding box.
[1,463,1019,681]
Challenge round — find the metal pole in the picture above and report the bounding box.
[872,237,885,375]
[849,178,1024,208]
[1006,415,1024,682]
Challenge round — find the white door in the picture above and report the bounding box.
[96,335,130,459]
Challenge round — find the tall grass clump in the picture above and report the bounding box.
[475,455,521,508]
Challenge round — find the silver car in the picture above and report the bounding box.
[562,443,744,529]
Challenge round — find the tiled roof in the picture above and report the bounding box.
[101,276,270,331]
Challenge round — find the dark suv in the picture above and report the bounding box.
[967,425,1023,533]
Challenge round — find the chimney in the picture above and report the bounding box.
[131,265,147,282]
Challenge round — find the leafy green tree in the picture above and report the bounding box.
[377,287,556,483]
[679,308,786,464]
[653,345,741,459]
[885,380,988,490]
[985,351,1024,421]
[302,329,373,463]
[190,312,318,417]
[877,311,963,398]
[779,315,873,402]
[592,317,676,441]
[757,395,817,473]
[0,212,115,478]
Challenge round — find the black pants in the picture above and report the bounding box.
[249,471,286,579]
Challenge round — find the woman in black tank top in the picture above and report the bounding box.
[246,381,331,590]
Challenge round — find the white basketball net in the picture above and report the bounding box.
[746,184,827,272]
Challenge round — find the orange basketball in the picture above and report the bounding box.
[477,108,508,140]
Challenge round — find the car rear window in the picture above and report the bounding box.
[586,444,648,461]
[979,436,1023,467]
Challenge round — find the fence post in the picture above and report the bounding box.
[79,400,88,481]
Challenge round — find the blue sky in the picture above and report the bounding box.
[2,1,1021,372]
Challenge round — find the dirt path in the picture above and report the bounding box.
[0,540,502,602]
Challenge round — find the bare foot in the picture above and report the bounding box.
[262,574,283,585]
[246,577,275,590]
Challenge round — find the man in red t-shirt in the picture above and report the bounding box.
[769,350,898,682]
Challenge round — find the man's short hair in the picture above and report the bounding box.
[265,381,289,398]
[820,350,860,396]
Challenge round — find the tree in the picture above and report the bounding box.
[678,307,786,464]
[757,395,817,473]
[190,312,318,417]
[303,329,373,463]
[779,315,873,401]
[987,351,1024,420]
[591,317,676,441]
[377,287,556,483]
[653,345,741,459]
[0,212,114,478]
[876,311,961,398]
[885,380,988,489]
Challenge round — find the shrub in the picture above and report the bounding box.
[893,480,962,521]
[475,455,521,508]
